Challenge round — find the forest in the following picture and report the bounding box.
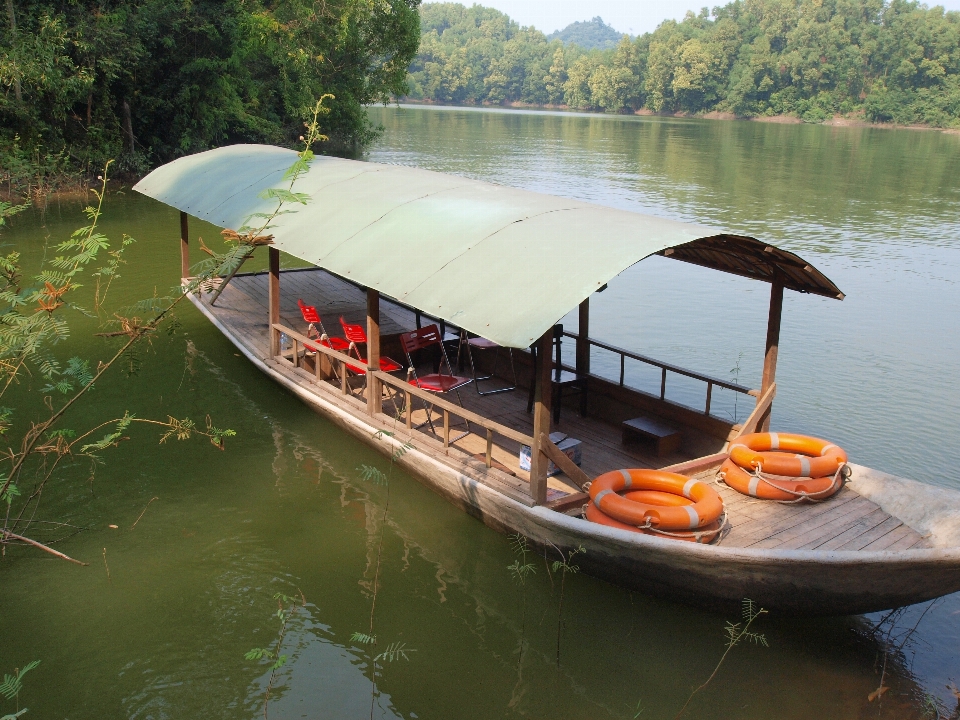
[0,0,421,194]
[407,0,960,127]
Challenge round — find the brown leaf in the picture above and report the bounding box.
[220,228,273,246]
[867,686,889,702]
[37,298,64,313]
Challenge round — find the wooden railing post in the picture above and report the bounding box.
[366,289,381,416]
[179,211,190,279]
[576,297,590,376]
[760,281,783,432]
[268,247,280,357]
[530,330,553,505]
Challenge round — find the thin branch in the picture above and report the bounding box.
[131,496,158,530]
[1,529,88,565]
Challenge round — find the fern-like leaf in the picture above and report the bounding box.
[244,648,274,661]
[357,464,387,485]
[0,660,39,700]
[374,642,415,663]
[509,533,529,557]
[392,440,414,461]
[351,632,377,645]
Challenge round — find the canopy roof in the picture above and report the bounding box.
[134,144,843,348]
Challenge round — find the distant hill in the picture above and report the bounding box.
[547,16,626,50]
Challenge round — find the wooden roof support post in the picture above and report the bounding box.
[367,289,381,416]
[759,281,784,432]
[576,297,590,377]
[268,247,280,357]
[530,329,553,505]
[179,211,190,279]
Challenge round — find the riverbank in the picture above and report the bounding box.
[397,98,960,133]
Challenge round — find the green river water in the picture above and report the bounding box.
[2,106,959,718]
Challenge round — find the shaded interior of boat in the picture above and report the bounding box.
[196,265,929,554]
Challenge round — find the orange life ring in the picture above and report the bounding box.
[585,503,723,543]
[719,459,842,501]
[588,469,724,530]
[729,432,847,478]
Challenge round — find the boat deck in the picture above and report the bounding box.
[196,268,930,552]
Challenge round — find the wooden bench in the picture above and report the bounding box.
[621,416,682,457]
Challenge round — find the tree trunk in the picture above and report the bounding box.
[122,99,135,153]
[5,0,22,102]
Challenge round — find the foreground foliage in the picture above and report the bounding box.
[0,169,244,565]
[408,1,960,127]
[0,0,421,195]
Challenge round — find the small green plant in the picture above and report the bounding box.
[0,660,39,719]
[374,642,416,664]
[507,533,536,669]
[92,232,136,314]
[353,426,416,720]
[674,599,768,720]
[550,543,585,668]
[920,692,943,720]
[728,351,744,423]
[245,592,305,720]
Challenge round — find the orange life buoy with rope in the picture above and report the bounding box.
[718,458,843,502]
[588,469,724,530]
[584,502,723,543]
[729,432,847,477]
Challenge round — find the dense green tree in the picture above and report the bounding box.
[407,0,960,128]
[0,0,421,185]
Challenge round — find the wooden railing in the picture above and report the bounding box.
[731,382,776,439]
[562,330,757,416]
[269,322,534,473]
[271,323,359,396]
[373,370,533,464]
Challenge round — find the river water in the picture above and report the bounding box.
[1,106,959,718]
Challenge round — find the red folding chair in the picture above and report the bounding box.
[338,317,403,375]
[399,324,472,440]
[298,299,349,353]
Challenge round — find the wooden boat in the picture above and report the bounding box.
[133,145,960,616]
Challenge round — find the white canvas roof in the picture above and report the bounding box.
[134,144,840,348]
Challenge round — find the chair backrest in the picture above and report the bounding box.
[339,317,367,345]
[400,324,441,354]
[298,299,320,324]
[400,324,461,383]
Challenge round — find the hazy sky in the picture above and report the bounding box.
[454,0,960,36]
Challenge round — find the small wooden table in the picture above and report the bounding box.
[621,416,682,457]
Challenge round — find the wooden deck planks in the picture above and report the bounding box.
[861,524,920,551]
[200,268,931,555]
[720,491,862,547]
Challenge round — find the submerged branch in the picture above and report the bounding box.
[1,529,88,565]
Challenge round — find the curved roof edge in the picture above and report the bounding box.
[660,235,844,300]
[133,144,843,348]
